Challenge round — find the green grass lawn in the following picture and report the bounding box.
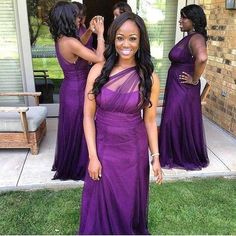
[0,178,235,235]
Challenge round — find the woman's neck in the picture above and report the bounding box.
[116,59,136,69]
[188,30,195,35]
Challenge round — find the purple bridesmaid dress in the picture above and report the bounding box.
[79,67,150,234]
[159,33,209,170]
[52,43,89,180]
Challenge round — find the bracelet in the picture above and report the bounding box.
[97,37,105,42]
[151,152,160,157]
[192,80,199,85]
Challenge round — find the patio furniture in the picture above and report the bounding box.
[34,70,54,103]
[0,92,47,155]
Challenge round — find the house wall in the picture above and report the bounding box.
[199,0,236,136]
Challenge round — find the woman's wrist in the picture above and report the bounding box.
[89,155,99,161]
[192,79,199,85]
[97,36,105,42]
[151,152,160,164]
[151,152,160,158]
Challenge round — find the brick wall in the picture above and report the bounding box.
[199,0,236,136]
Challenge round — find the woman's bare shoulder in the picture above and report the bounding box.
[190,33,206,43]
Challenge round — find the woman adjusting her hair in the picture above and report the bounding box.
[79,12,162,234]
[159,4,209,170]
[48,1,105,180]
[113,1,132,19]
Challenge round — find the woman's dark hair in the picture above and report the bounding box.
[181,4,208,41]
[92,12,154,108]
[72,1,87,17]
[113,1,132,14]
[48,1,79,42]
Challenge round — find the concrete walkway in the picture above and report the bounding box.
[0,117,235,192]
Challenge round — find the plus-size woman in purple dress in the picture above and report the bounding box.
[159,5,209,170]
[79,13,163,234]
[48,2,105,180]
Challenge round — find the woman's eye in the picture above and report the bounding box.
[130,37,137,41]
[116,36,123,41]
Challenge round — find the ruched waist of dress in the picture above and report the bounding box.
[171,62,194,68]
[63,70,89,80]
[95,108,142,127]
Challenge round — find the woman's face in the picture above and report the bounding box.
[179,13,194,32]
[115,20,140,61]
[75,16,82,28]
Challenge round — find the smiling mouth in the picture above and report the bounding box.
[120,49,132,55]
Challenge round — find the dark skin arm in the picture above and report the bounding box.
[179,33,208,85]
[80,27,93,46]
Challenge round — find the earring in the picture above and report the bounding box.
[115,51,118,56]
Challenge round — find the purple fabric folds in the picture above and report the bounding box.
[79,67,150,235]
[159,34,209,170]
[52,43,89,180]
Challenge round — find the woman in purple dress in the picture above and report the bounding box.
[113,1,132,19]
[72,2,94,50]
[48,2,105,180]
[159,4,209,170]
[79,12,163,234]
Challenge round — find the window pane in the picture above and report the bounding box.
[138,0,178,99]
[0,0,24,105]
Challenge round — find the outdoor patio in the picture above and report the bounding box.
[0,116,235,192]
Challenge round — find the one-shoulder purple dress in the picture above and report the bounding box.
[159,34,209,170]
[52,44,89,180]
[79,67,150,235]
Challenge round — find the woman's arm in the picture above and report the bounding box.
[72,17,105,63]
[83,63,104,181]
[180,34,208,85]
[143,72,163,184]
[190,34,208,83]
[79,16,98,45]
[59,18,105,64]
[79,27,93,46]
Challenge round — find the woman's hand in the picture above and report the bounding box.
[88,157,102,181]
[92,16,104,36]
[179,72,199,85]
[152,158,163,185]
[89,16,97,33]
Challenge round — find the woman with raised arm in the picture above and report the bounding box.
[48,1,105,180]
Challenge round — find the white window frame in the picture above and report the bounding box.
[15,0,35,105]
[17,0,198,116]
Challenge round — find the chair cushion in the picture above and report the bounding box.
[0,106,47,132]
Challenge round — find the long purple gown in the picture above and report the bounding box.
[159,33,209,170]
[52,43,89,180]
[79,67,150,235]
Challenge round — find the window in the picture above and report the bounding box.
[138,0,178,99]
[0,0,24,104]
